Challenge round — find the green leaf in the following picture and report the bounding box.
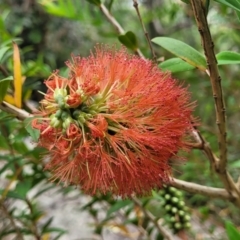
[152,37,207,70]
[0,76,13,102]
[107,199,132,216]
[152,190,164,200]
[85,0,101,6]
[225,221,240,240]
[23,117,40,141]
[159,58,195,73]
[214,0,240,12]
[14,180,32,200]
[180,0,189,3]
[229,160,240,168]
[118,31,138,51]
[0,46,10,62]
[38,0,86,20]
[216,51,240,65]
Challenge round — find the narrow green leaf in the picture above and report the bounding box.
[0,157,18,174]
[107,199,132,216]
[43,227,67,234]
[159,58,195,73]
[0,76,13,102]
[86,0,101,6]
[23,117,40,141]
[216,51,240,65]
[41,217,54,233]
[214,0,240,12]
[118,31,138,51]
[225,221,240,240]
[0,46,10,62]
[152,37,207,70]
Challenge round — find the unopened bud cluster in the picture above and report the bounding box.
[159,186,191,233]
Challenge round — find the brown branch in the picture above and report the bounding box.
[132,0,157,63]
[0,101,33,120]
[189,0,227,173]
[131,196,180,240]
[99,3,144,58]
[190,125,240,206]
[170,178,232,201]
[0,203,24,240]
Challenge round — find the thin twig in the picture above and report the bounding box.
[0,101,33,120]
[190,124,240,206]
[189,0,227,173]
[99,3,144,58]
[171,178,232,200]
[25,198,41,240]
[0,203,24,240]
[131,196,179,240]
[132,0,157,63]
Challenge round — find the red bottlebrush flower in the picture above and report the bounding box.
[32,46,194,197]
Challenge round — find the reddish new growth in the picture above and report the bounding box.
[32,46,194,197]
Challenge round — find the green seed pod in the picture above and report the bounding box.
[174,222,182,230]
[175,190,183,198]
[169,187,177,193]
[165,204,172,211]
[183,215,191,222]
[171,207,178,214]
[178,210,185,217]
[177,200,185,208]
[164,194,171,200]
[184,222,191,229]
[169,216,176,223]
[171,197,179,204]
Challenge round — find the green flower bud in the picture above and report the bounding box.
[63,117,72,129]
[55,109,62,119]
[50,116,61,128]
[54,88,67,100]
[73,110,81,119]
[61,111,70,120]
